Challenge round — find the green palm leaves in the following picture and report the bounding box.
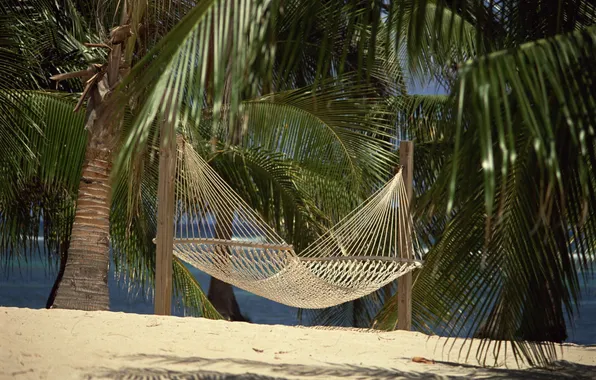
[189,78,397,248]
[298,3,596,365]
[395,4,596,366]
[450,25,596,218]
[115,0,275,176]
[0,92,84,260]
[2,0,596,368]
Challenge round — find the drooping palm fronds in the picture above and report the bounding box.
[4,0,595,367]
[373,11,596,366]
[181,78,398,250]
[110,146,222,318]
[449,25,596,220]
[114,0,277,176]
[241,77,396,193]
[0,14,43,194]
[0,89,220,317]
[0,92,85,267]
[384,0,479,85]
[306,16,595,366]
[113,0,482,178]
[0,0,100,210]
[1,0,101,91]
[271,0,397,91]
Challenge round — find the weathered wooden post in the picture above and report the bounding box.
[154,116,176,315]
[397,140,413,330]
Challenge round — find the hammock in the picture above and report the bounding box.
[170,141,422,309]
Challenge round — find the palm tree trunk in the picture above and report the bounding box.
[50,20,130,310]
[207,277,248,321]
[46,239,69,308]
[207,207,248,321]
[50,119,114,310]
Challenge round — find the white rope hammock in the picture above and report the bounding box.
[169,141,422,309]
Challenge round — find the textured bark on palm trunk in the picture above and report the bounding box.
[50,21,129,310]
[51,137,112,310]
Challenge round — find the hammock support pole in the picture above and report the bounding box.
[397,140,414,330]
[154,117,177,316]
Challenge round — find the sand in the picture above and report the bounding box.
[1,307,595,379]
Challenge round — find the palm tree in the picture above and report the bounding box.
[4,0,595,367]
[314,0,596,366]
[274,0,596,366]
[1,0,406,317]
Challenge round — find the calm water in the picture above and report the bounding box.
[1,253,594,345]
[0,252,299,325]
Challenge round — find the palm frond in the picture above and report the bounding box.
[182,77,398,235]
[114,0,276,177]
[243,77,397,190]
[0,92,85,269]
[2,0,101,91]
[172,257,222,318]
[449,24,596,218]
[110,123,221,318]
[374,24,596,366]
[114,0,487,175]
[386,0,478,79]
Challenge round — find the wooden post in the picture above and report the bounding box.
[397,140,413,331]
[154,117,176,316]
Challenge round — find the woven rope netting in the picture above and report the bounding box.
[171,141,423,308]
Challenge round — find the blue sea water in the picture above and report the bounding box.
[0,250,299,325]
[1,251,594,345]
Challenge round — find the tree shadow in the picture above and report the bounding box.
[432,360,596,380]
[86,354,596,380]
[88,368,286,379]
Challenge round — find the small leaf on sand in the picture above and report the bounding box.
[412,357,435,364]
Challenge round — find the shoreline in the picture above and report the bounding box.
[1,307,595,379]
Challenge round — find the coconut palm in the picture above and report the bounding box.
[4,0,595,367]
[1,0,411,318]
[304,0,596,367]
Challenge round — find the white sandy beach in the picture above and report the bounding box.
[1,307,595,379]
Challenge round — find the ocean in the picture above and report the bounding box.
[1,252,594,345]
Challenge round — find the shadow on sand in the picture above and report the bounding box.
[86,354,596,380]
